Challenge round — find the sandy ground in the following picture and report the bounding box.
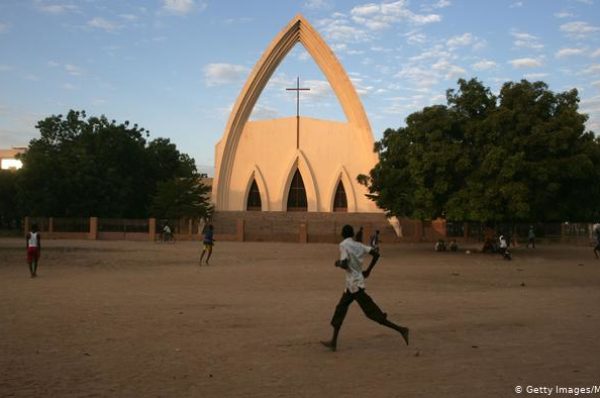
[0,238,599,398]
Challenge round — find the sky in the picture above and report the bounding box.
[1,0,599,176]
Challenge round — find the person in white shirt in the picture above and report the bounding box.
[498,234,511,260]
[321,224,409,352]
[26,223,41,278]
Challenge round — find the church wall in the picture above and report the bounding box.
[223,116,380,213]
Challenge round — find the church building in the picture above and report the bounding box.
[212,14,382,216]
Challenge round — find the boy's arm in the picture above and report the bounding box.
[38,234,41,252]
[334,259,349,269]
[362,249,380,278]
[335,246,349,269]
[25,233,29,249]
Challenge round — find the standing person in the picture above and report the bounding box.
[499,234,511,260]
[354,226,364,242]
[26,223,41,278]
[162,223,173,242]
[527,225,536,248]
[199,224,215,265]
[321,224,409,352]
[369,229,380,251]
[593,224,600,260]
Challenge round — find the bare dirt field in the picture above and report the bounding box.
[1,238,599,398]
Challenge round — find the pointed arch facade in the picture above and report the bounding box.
[242,166,270,211]
[327,166,357,212]
[213,14,374,210]
[279,150,319,212]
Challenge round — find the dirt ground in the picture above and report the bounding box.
[1,238,599,398]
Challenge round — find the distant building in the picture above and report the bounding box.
[0,147,26,170]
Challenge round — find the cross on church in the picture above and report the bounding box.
[286,77,310,149]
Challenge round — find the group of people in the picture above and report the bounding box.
[33,220,600,353]
[434,239,458,252]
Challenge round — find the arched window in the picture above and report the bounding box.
[246,179,262,211]
[333,181,347,212]
[287,169,307,211]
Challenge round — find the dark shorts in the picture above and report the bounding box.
[27,247,40,263]
[595,242,600,251]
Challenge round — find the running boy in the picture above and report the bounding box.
[26,223,41,278]
[321,224,409,352]
[199,224,215,265]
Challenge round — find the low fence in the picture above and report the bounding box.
[18,216,599,245]
[23,217,205,242]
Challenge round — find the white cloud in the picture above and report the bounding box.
[447,33,474,47]
[433,0,451,8]
[409,45,451,62]
[88,17,118,32]
[317,17,369,43]
[395,66,439,87]
[350,1,441,30]
[509,58,543,68]
[34,3,78,14]
[0,22,8,33]
[554,11,574,18]
[509,2,523,8]
[63,83,77,90]
[203,63,249,86]
[432,59,466,79]
[511,31,544,50]
[555,48,585,58]
[250,104,281,119]
[560,21,600,38]
[304,79,336,100]
[304,0,331,9]
[406,31,426,45]
[523,73,549,80]
[65,64,84,76]
[472,60,497,71]
[583,64,600,75]
[0,65,13,72]
[163,0,205,14]
[574,0,593,4]
[446,32,485,50]
[119,14,138,21]
[592,49,600,57]
[592,80,600,89]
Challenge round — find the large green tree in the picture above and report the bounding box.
[17,110,208,218]
[360,78,600,222]
[0,170,20,228]
[150,177,213,220]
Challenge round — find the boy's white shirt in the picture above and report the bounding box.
[28,232,39,248]
[339,237,373,293]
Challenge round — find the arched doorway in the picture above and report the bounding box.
[246,179,262,211]
[333,180,348,212]
[287,170,307,211]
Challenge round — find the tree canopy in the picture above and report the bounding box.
[16,110,211,219]
[360,78,600,223]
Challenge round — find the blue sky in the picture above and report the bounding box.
[1,0,599,175]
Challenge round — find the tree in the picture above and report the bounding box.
[360,78,600,222]
[150,177,213,219]
[0,170,21,229]
[17,110,207,218]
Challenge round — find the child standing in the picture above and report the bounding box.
[199,224,215,265]
[26,223,41,278]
